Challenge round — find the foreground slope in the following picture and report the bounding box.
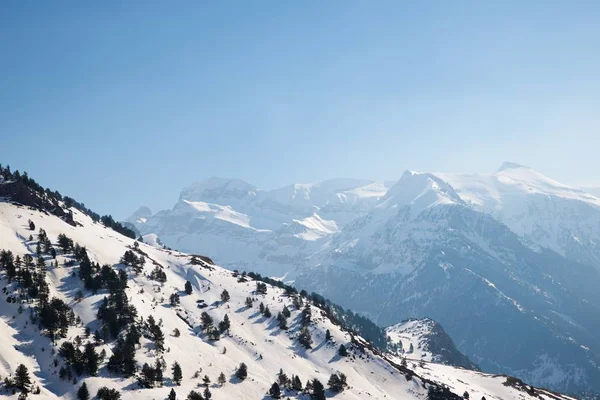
[0,195,577,399]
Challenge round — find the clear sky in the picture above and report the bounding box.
[1,1,599,219]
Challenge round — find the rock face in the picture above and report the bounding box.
[127,165,600,396]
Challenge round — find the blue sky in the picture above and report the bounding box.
[1,1,599,219]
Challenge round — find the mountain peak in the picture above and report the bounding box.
[379,170,463,213]
[497,161,530,172]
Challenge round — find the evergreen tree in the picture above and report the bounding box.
[96,387,121,400]
[218,314,230,334]
[328,373,347,392]
[235,363,248,380]
[185,281,193,295]
[186,391,203,400]
[263,305,272,318]
[269,382,281,399]
[77,382,90,400]
[220,289,230,303]
[201,312,213,330]
[338,344,348,357]
[298,326,313,349]
[29,220,36,230]
[291,375,303,392]
[172,361,183,385]
[282,305,291,318]
[154,358,164,386]
[202,375,210,387]
[217,372,226,386]
[259,302,265,313]
[203,387,211,400]
[245,297,253,308]
[140,363,156,388]
[301,304,312,326]
[325,329,332,341]
[277,368,289,387]
[15,363,32,392]
[311,379,326,400]
[277,313,288,330]
[168,388,177,400]
[84,342,100,376]
[170,292,180,306]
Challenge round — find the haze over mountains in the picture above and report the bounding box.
[128,163,600,396]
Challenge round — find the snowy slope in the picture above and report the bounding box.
[0,194,579,399]
[436,162,600,267]
[386,319,477,370]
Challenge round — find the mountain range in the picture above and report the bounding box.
[0,164,578,400]
[128,162,600,396]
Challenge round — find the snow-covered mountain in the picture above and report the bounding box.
[386,318,478,370]
[436,162,600,268]
[127,163,600,397]
[297,168,600,394]
[0,169,574,400]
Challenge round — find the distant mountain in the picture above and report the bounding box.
[437,162,600,268]
[127,163,600,396]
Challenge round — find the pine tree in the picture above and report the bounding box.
[328,373,347,392]
[282,305,291,318]
[84,342,100,376]
[291,375,302,391]
[218,314,230,334]
[185,281,193,295]
[15,364,32,392]
[29,220,35,230]
[259,302,265,313]
[77,382,90,400]
[186,391,203,400]
[154,358,164,386]
[277,313,288,330]
[338,344,348,357]
[172,361,183,385]
[203,387,211,400]
[168,388,177,400]
[298,326,313,349]
[220,289,230,303]
[235,362,248,380]
[263,305,272,318]
[325,329,332,341]
[312,378,326,400]
[201,312,213,330]
[277,368,289,387]
[245,297,253,308]
[202,375,210,387]
[217,372,226,386]
[269,382,281,399]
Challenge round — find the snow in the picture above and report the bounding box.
[292,213,339,241]
[386,319,438,362]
